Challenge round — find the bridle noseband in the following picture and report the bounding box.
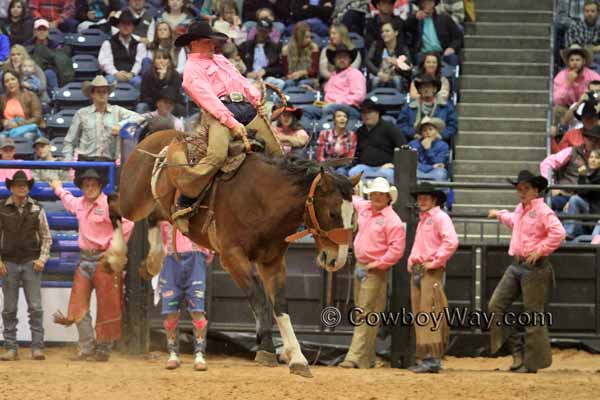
[285,173,353,246]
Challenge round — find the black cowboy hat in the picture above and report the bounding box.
[109,10,141,27]
[156,87,179,104]
[414,74,442,93]
[575,98,600,121]
[410,181,446,204]
[174,21,229,47]
[6,170,34,190]
[359,98,384,113]
[326,44,358,65]
[507,170,548,192]
[74,168,107,189]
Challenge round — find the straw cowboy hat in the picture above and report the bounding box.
[6,170,34,190]
[82,75,116,98]
[363,177,398,204]
[174,21,229,47]
[326,44,358,65]
[417,116,446,134]
[410,181,446,205]
[507,170,548,192]
[561,44,592,67]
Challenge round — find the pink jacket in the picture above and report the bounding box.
[408,206,459,269]
[553,67,600,107]
[324,67,366,107]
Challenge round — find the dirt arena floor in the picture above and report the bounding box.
[1,347,600,400]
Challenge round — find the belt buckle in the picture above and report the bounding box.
[229,92,243,103]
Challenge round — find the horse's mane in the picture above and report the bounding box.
[264,156,354,199]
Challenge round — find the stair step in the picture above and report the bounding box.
[453,160,541,176]
[460,89,548,104]
[465,22,549,37]
[456,145,547,161]
[453,189,517,205]
[458,103,548,118]
[455,131,546,147]
[453,174,519,183]
[460,117,547,132]
[462,48,548,63]
[465,35,550,49]
[461,61,549,76]
[475,0,553,11]
[477,9,553,23]
[459,74,548,90]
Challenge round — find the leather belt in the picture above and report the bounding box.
[219,92,247,103]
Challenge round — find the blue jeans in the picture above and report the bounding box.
[302,104,361,121]
[159,252,208,314]
[564,195,590,238]
[1,260,44,350]
[284,78,316,89]
[348,164,394,184]
[44,69,59,94]
[417,167,448,182]
[551,194,571,211]
[105,73,142,89]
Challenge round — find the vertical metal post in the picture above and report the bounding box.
[390,148,417,368]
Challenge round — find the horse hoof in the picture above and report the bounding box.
[289,363,313,378]
[255,350,279,367]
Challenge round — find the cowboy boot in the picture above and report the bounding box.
[510,352,524,371]
[0,349,18,361]
[31,348,46,361]
[165,339,181,370]
[94,343,111,362]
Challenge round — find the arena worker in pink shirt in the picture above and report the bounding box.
[553,45,600,108]
[407,182,458,374]
[49,169,134,362]
[339,177,406,369]
[487,170,566,374]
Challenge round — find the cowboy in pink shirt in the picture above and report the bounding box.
[339,177,405,369]
[49,169,134,362]
[169,21,283,234]
[554,45,600,108]
[406,182,458,373]
[487,170,566,374]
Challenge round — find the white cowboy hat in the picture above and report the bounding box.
[363,177,398,205]
[417,116,446,134]
[82,75,116,98]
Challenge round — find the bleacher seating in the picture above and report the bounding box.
[46,109,77,138]
[284,86,317,105]
[64,29,109,56]
[109,82,141,109]
[72,54,101,82]
[365,87,406,115]
[54,81,90,110]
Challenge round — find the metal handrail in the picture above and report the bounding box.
[547,0,558,158]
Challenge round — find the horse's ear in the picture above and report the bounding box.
[319,170,334,192]
[349,173,362,187]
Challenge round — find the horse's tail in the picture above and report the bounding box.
[119,129,181,221]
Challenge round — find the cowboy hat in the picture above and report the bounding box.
[507,170,548,192]
[110,9,141,27]
[282,105,303,120]
[6,170,34,190]
[410,181,446,205]
[74,168,107,189]
[174,21,229,47]
[583,124,600,139]
[32,137,50,147]
[417,116,446,133]
[359,98,384,113]
[326,44,358,65]
[561,44,592,67]
[363,177,398,205]
[575,97,600,121]
[414,74,441,93]
[82,75,116,98]
[0,137,15,149]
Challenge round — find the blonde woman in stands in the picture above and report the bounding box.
[157,0,195,39]
[319,23,362,81]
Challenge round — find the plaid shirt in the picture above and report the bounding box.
[566,19,600,47]
[316,129,357,162]
[30,0,75,23]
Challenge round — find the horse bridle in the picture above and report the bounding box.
[285,173,353,246]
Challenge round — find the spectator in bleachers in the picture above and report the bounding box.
[565,0,600,61]
[540,125,600,210]
[332,0,368,35]
[316,108,357,174]
[142,89,185,131]
[30,0,79,33]
[127,0,156,45]
[245,7,284,44]
[146,21,187,75]
[0,31,10,65]
[409,52,450,102]
[273,105,310,156]
[553,45,600,108]
[397,74,457,141]
[408,116,449,182]
[20,59,42,95]
[75,0,116,34]
[221,41,246,74]
[564,148,600,239]
[242,1,290,27]
[63,75,145,162]
[0,138,33,180]
[554,80,600,135]
[31,137,69,182]
[2,0,34,46]
[303,44,366,120]
[0,70,44,132]
[552,97,598,154]
[368,0,411,20]
[366,20,411,90]
[139,48,184,114]
[281,22,320,89]
[404,0,463,66]
[289,0,334,38]
[3,45,48,103]
[319,23,362,81]
[436,0,465,27]
[0,170,52,362]
[212,0,246,45]
[99,9,148,88]
[239,18,283,85]
[348,99,406,184]
[365,0,405,49]
[156,0,195,39]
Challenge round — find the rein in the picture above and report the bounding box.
[285,173,353,246]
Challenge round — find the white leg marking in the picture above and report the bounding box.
[275,313,308,366]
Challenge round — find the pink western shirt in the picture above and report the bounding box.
[324,67,366,107]
[55,187,134,251]
[408,206,459,270]
[159,221,214,263]
[182,53,261,130]
[553,67,600,107]
[496,198,566,258]
[352,196,406,270]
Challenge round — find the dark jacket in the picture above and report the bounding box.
[0,198,42,264]
[365,15,405,49]
[140,70,185,116]
[26,38,75,86]
[290,0,334,23]
[556,146,588,187]
[404,11,463,56]
[397,98,458,141]
[366,38,411,75]
[354,119,407,166]
[576,169,600,213]
[408,137,449,173]
[1,16,34,45]
[0,90,44,128]
[110,33,139,72]
[239,39,283,78]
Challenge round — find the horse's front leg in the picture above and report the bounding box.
[257,257,312,378]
